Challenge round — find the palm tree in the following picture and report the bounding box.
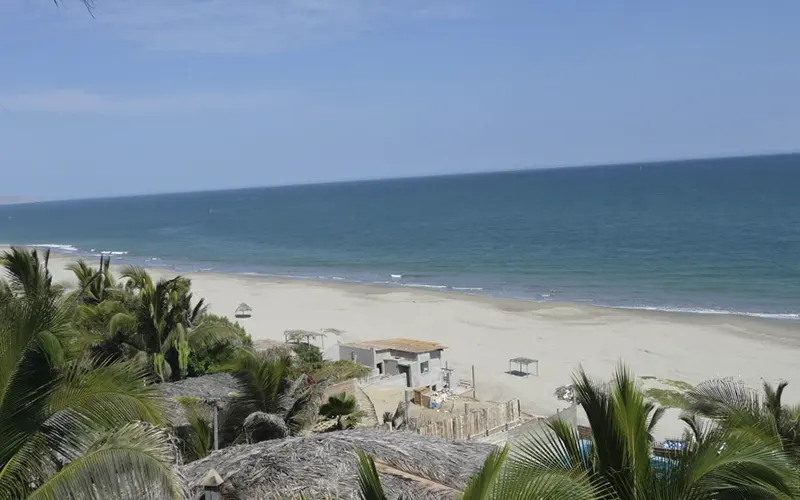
[66,256,118,305]
[0,248,180,499]
[356,364,797,499]
[177,402,213,463]
[0,247,59,299]
[222,350,323,444]
[686,378,800,462]
[107,265,241,381]
[503,364,796,499]
[320,392,362,430]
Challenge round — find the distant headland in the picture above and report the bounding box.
[0,197,35,205]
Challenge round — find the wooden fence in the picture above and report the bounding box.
[413,399,522,440]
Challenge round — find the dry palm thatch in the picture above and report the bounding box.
[178,429,495,499]
[253,339,298,359]
[159,373,242,426]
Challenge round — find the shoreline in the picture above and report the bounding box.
[6,245,800,439]
[6,243,800,323]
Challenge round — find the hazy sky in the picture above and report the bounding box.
[1,1,798,199]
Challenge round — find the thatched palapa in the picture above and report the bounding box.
[178,429,495,499]
[160,373,241,426]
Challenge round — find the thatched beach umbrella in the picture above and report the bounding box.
[159,373,242,427]
[178,429,495,499]
[235,303,253,318]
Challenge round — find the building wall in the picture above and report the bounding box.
[410,356,444,389]
[383,358,400,376]
[338,345,376,369]
[323,344,341,362]
[336,344,446,389]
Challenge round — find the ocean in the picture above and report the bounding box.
[1,154,799,319]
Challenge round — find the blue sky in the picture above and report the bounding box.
[1,1,798,200]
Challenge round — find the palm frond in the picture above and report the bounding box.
[285,382,325,434]
[47,357,164,429]
[186,321,243,352]
[763,380,788,422]
[686,378,761,418]
[180,403,213,462]
[490,469,600,500]
[320,392,358,419]
[461,445,508,500]
[356,450,387,500]
[119,265,153,292]
[645,402,666,443]
[1,247,56,299]
[674,426,795,498]
[230,350,290,413]
[27,422,181,500]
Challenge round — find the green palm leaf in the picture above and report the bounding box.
[27,422,182,500]
[461,445,508,499]
[0,249,180,499]
[356,449,387,500]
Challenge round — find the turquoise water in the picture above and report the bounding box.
[1,154,799,319]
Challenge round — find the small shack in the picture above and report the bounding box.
[336,338,447,389]
[507,356,539,377]
[284,329,327,349]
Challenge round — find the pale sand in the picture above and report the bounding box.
[22,249,800,440]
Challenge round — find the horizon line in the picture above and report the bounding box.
[4,150,799,206]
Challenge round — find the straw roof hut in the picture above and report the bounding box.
[159,373,242,427]
[178,429,495,499]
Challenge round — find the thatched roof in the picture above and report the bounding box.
[344,338,446,354]
[284,329,327,343]
[159,373,242,426]
[252,339,297,358]
[178,429,495,499]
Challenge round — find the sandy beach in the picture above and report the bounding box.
[28,249,800,439]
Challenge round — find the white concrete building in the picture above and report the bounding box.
[334,338,447,390]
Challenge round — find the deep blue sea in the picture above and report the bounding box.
[2,154,799,319]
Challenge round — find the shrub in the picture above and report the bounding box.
[292,343,322,364]
[187,314,252,376]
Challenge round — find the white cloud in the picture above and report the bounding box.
[0,88,298,115]
[37,0,473,53]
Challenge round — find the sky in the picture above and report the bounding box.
[1,1,798,200]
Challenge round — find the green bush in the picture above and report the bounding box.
[292,343,322,364]
[307,360,370,384]
[187,314,252,376]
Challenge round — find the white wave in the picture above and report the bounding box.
[390,274,403,279]
[452,287,484,291]
[28,243,78,252]
[332,276,345,280]
[401,283,448,290]
[617,305,800,321]
[100,250,128,256]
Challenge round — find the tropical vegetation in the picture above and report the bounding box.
[357,363,800,499]
[320,392,363,430]
[0,248,180,499]
[686,377,800,465]
[3,247,800,499]
[221,350,324,444]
